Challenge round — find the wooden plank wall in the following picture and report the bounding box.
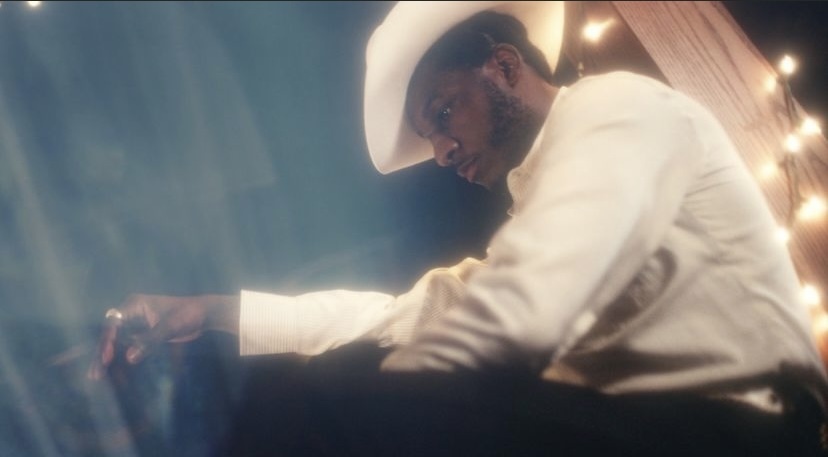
[561,1,828,359]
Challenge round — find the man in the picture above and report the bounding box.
[90,2,828,455]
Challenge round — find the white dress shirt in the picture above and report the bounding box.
[239,72,827,404]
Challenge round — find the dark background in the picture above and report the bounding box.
[724,1,828,118]
[0,2,825,456]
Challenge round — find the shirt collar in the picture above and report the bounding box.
[505,86,567,214]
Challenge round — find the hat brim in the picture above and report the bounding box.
[363,1,565,174]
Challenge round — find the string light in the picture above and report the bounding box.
[758,161,779,181]
[784,133,802,154]
[768,54,825,229]
[761,53,826,345]
[779,55,797,76]
[798,196,827,221]
[815,315,828,335]
[803,284,822,308]
[577,16,613,78]
[775,226,791,244]
[764,75,778,94]
[800,117,822,136]
[582,20,612,43]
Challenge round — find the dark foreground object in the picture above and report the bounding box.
[11,320,822,457]
[7,324,825,457]
[222,344,827,457]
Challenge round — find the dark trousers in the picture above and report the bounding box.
[220,345,826,457]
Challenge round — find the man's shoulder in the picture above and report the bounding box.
[553,71,690,121]
[569,71,670,93]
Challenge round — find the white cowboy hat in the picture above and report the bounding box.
[363,1,565,174]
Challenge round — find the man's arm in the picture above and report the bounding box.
[238,257,487,356]
[89,257,487,378]
[204,294,241,334]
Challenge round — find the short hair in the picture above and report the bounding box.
[417,11,556,84]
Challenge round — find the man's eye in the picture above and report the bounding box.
[437,106,451,126]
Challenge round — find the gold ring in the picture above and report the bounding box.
[105,308,124,324]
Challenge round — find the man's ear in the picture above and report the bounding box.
[483,43,522,87]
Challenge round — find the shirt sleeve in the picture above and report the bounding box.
[381,74,707,372]
[239,257,486,356]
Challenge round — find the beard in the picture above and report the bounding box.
[480,78,543,169]
[476,78,544,192]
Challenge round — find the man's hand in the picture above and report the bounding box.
[87,294,238,380]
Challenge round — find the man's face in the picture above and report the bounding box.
[406,65,536,190]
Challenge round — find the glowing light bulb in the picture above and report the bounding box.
[758,162,778,181]
[582,20,611,43]
[775,226,791,244]
[800,117,822,136]
[798,196,827,221]
[764,75,778,93]
[784,134,802,153]
[779,55,797,76]
[803,284,822,308]
[815,315,828,334]
[27,1,42,7]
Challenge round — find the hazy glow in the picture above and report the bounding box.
[0,3,403,455]
[779,54,797,76]
[27,0,42,7]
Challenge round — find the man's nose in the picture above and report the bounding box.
[431,134,459,167]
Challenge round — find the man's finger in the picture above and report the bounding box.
[124,319,174,365]
[103,322,121,364]
[87,320,120,380]
[125,340,148,365]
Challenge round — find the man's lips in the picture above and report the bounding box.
[456,156,478,182]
